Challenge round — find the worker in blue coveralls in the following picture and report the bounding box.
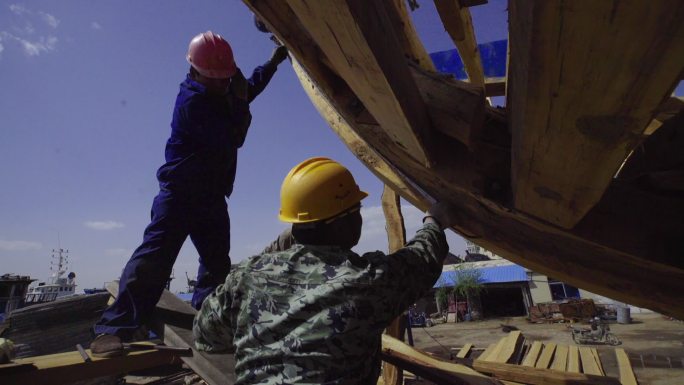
[90,31,288,357]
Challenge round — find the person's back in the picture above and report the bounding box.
[194,157,453,384]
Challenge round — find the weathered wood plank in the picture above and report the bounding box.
[472,360,622,385]
[381,335,500,385]
[536,343,557,369]
[287,0,434,167]
[579,347,602,376]
[522,341,543,367]
[568,345,581,373]
[508,0,684,228]
[291,59,429,211]
[381,186,407,385]
[591,348,605,376]
[388,0,436,72]
[456,343,473,359]
[615,348,638,385]
[484,337,508,362]
[479,343,497,361]
[1,348,179,385]
[551,345,569,371]
[493,331,522,363]
[434,0,485,86]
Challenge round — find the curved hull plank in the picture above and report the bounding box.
[244,0,684,319]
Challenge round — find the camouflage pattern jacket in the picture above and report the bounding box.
[193,223,448,384]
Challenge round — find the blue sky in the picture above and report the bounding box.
[0,1,510,293]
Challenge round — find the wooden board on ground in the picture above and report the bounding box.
[521,341,542,367]
[551,345,569,371]
[457,343,473,359]
[568,345,580,373]
[492,331,523,363]
[579,347,602,376]
[105,281,236,385]
[0,347,179,385]
[615,348,638,385]
[535,343,556,369]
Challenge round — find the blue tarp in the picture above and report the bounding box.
[433,264,528,288]
[430,39,508,80]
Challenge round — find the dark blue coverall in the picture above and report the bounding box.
[94,63,278,339]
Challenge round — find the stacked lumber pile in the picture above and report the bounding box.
[0,293,109,358]
[529,299,597,323]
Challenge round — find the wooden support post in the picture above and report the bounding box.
[568,345,581,373]
[381,185,407,385]
[551,345,569,371]
[434,0,485,87]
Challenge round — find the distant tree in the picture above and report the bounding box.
[452,265,485,320]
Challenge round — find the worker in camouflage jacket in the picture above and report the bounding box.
[194,157,454,384]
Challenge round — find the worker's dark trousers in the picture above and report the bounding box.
[94,189,231,339]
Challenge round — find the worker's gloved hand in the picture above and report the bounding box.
[425,202,456,230]
[230,68,248,101]
[270,45,289,65]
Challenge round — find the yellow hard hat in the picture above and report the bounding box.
[279,157,368,223]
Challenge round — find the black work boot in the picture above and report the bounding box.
[90,334,124,358]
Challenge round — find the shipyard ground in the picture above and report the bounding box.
[411,313,684,385]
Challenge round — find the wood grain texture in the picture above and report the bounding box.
[508,0,684,228]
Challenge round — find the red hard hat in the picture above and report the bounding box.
[186,31,237,79]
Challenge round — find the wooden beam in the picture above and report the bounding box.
[0,348,179,385]
[411,63,486,146]
[591,348,605,376]
[381,335,500,385]
[388,0,436,72]
[472,360,622,385]
[508,1,684,228]
[292,59,429,211]
[381,186,407,385]
[484,78,506,97]
[287,0,435,167]
[615,349,638,385]
[434,0,485,86]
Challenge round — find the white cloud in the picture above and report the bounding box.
[0,239,42,251]
[39,12,59,28]
[91,21,102,30]
[18,35,57,56]
[9,4,29,15]
[2,4,60,58]
[84,220,125,230]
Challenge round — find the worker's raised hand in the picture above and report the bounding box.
[271,45,289,65]
[425,202,457,230]
[230,68,248,101]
